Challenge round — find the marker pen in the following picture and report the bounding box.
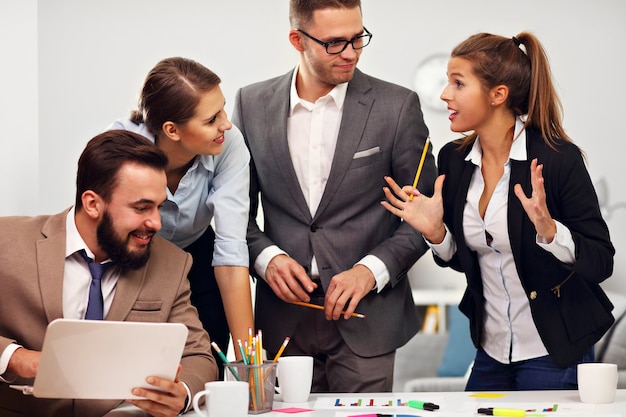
[477,407,526,417]
[408,400,440,411]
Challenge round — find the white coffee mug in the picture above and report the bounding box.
[577,362,618,404]
[276,356,313,403]
[192,380,249,416]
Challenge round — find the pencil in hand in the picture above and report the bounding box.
[291,301,366,319]
[409,137,431,201]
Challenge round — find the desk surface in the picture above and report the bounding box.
[109,389,626,416]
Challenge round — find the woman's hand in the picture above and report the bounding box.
[381,174,447,244]
[514,158,557,242]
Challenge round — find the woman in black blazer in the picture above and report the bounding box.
[382,32,615,390]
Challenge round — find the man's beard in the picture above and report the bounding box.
[97,210,152,271]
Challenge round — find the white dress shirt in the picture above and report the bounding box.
[429,118,575,363]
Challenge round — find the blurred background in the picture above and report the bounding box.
[1,0,624,298]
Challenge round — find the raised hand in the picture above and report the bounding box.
[381,174,447,244]
[513,158,556,242]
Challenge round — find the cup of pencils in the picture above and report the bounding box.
[225,360,277,414]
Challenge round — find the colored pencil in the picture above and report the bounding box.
[211,341,241,381]
[273,337,290,362]
[237,339,248,365]
[409,137,430,201]
[291,301,366,319]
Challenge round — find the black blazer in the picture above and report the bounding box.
[436,129,615,367]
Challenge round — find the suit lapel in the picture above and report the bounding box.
[266,71,312,222]
[509,157,531,271]
[106,267,145,321]
[315,70,373,219]
[454,161,475,240]
[37,211,70,322]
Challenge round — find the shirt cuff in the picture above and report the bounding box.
[0,343,22,382]
[179,382,192,414]
[536,220,576,265]
[424,224,456,261]
[254,245,288,281]
[357,255,389,293]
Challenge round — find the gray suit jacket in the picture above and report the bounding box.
[0,209,217,417]
[232,69,437,357]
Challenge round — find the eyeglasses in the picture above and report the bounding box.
[297,27,372,54]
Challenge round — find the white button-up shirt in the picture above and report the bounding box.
[430,118,575,363]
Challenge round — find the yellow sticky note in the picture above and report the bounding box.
[469,392,508,398]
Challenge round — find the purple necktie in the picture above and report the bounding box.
[80,250,112,320]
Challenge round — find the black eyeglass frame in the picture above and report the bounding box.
[296,27,372,55]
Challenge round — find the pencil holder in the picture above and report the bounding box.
[224,361,277,414]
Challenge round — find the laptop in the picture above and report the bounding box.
[10,319,188,399]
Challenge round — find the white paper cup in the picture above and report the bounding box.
[577,362,618,404]
[192,381,249,417]
[276,356,313,403]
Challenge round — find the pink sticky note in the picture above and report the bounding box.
[273,407,314,414]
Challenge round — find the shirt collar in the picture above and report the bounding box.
[65,206,95,259]
[192,154,214,173]
[466,116,528,166]
[65,206,112,262]
[289,65,348,115]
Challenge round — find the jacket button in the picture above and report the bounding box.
[310,224,318,232]
[529,291,537,300]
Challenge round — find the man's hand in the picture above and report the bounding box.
[7,347,40,379]
[127,366,188,417]
[265,254,318,303]
[324,264,374,320]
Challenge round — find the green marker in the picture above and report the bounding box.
[408,400,440,411]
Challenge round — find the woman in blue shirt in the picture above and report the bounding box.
[110,57,253,377]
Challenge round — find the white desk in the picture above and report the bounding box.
[108,390,626,416]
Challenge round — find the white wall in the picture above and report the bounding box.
[0,0,38,215]
[2,0,624,293]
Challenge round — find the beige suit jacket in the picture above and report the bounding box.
[0,209,217,417]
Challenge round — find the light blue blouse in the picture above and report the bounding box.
[108,119,250,267]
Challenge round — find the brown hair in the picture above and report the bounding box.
[289,0,361,29]
[451,32,571,149]
[75,130,168,209]
[130,57,221,137]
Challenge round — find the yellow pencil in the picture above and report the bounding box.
[273,337,290,362]
[409,137,430,201]
[291,301,366,319]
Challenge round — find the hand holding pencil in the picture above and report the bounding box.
[409,137,430,201]
[291,301,366,319]
[381,136,447,244]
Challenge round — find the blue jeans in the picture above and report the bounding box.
[465,347,594,391]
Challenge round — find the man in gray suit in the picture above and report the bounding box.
[232,0,436,392]
[0,131,217,417]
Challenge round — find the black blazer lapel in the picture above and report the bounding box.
[509,158,530,273]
